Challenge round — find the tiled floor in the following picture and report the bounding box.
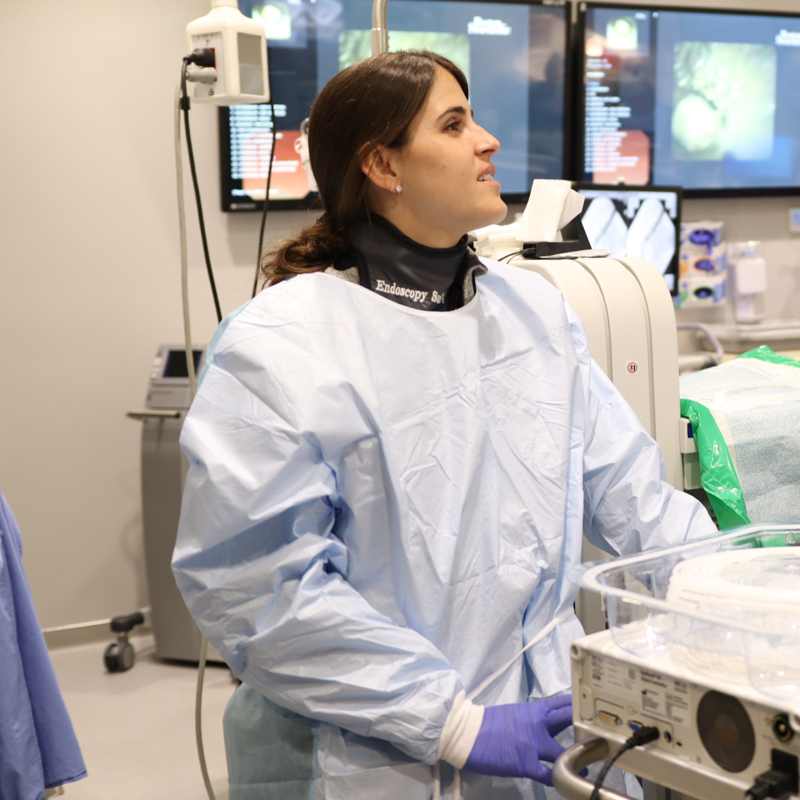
[49,635,237,800]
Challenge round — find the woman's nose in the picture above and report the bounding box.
[475,125,500,155]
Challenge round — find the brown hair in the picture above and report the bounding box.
[260,51,469,286]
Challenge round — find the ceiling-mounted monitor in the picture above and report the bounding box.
[221,0,570,211]
[576,3,800,196]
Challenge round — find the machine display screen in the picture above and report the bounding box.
[163,350,204,379]
[220,0,569,210]
[573,183,681,295]
[577,4,800,195]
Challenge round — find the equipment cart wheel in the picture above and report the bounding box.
[104,640,135,672]
[103,612,144,673]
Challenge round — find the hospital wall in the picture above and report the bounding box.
[1,0,799,634]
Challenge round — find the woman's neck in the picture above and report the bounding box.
[347,215,472,311]
[371,208,465,249]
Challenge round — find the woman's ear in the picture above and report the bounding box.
[359,144,399,194]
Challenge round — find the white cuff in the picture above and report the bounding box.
[436,691,485,768]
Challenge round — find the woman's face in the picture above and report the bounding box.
[370,67,507,248]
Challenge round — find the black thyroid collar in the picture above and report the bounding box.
[347,216,472,311]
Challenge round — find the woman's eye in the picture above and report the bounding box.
[445,119,462,132]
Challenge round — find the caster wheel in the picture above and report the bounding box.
[104,640,135,672]
[104,642,121,672]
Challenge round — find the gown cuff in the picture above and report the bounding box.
[436,690,485,768]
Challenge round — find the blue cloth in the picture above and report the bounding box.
[0,492,86,799]
[173,260,716,800]
[464,697,573,786]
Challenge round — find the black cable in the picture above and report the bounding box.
[589,727,659,800]
[253,101,277,298]
[181,58,223,324]
[499,247,537,262]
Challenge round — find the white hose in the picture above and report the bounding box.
[676,322,724,373]
[175,79,211,800]
[195,637,215,800]
[175,82,198,398]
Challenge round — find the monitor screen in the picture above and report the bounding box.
[574,183,681,295]
[576,4,800,195]
[163,350,204,379]
[221,0,569,211]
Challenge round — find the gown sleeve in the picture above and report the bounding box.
[172,361,464,766]
[565,304,718,555]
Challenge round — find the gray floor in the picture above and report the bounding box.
[49,635,237,800]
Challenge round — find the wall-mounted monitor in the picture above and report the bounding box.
[220,0,570,211]
[576,3,800,196]
[574,183,681,295]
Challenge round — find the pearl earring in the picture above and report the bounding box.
[395,185,403,194]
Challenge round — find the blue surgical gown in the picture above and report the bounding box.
[173,260,715,799]
[0,492,87,799]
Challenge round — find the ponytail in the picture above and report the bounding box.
[261,214,349,286]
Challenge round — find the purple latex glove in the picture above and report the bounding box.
[464,695,573,786]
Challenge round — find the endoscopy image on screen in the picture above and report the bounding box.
[221,0,567,210]
[579,6,800,193]
[672,43,776,162]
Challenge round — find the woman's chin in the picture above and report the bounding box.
[474,200,509,231]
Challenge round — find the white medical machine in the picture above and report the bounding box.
[553,526,800,800]
[185,0,269,105]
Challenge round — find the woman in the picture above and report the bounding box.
[173,51,714,800]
